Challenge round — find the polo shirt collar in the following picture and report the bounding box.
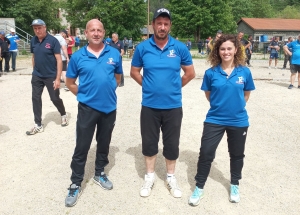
[149,35,175,50]
[215,64,242,77]
[81,43,110,57]
[35,33,51,43]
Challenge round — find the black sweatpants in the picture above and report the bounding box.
[70,103,116,186]
[0,52,10,71]
[195,122,248,188]
[31,75,66,126]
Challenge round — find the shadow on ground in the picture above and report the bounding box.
[179,150,230,193]
[80,145,120,190]
[43,112,71,128]
[0,125,10,134]
[268,81,290,88]
[126,144,170,181]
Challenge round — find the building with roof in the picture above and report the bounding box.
[141,25,154,40]
[237,18,300,42]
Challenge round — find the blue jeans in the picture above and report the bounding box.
[10,51,18,70]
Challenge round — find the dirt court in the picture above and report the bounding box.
[0,56,299,215]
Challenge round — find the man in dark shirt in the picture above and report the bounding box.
[0,31,11,73]
[26,19,69,135]
[109,32,124,86]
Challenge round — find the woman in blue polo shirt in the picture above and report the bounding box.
[189,34,255,206]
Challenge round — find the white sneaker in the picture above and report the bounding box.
[26,124,44,135]
[140,174,155,197]
[268,66,271,69]
[64,85,70,91]
[61,114,69,127]
[274,67,277,69]
[165,175,182,198]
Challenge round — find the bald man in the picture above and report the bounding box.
[65,19,123,207]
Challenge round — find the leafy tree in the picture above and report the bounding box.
[149,0,169,12]
[250,0,274,18]
[229,0,254,22]
[61,0,147,40]
[167,0,236,41]
[1,0,62,36]
[279,5,300,19]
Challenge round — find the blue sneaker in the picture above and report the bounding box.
[229,184,240,203]
[65,184,82,207]
[93,172,113,190]
[188,186,204,206]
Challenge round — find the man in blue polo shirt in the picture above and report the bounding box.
[130,8,195,198]
[65,19,123,207]
[283,34,300,89]
[27,19,68,135]
[7,28,20,71]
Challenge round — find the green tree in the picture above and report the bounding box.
[279,5,300,19]
[1,0,62,36]
[61,0,147,40]
[250,0,274,18]
[168,0,236,41]
[229,0,254,22]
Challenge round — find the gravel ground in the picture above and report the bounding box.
[0,55,299,215]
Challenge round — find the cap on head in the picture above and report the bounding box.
[153,8,171,21]
[10,28,15,32]
[0,31,5,35]
[31,19,46,26]
[217,30,222,34]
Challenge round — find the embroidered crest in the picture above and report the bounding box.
[107,58,115,65]
[45,43,51,49]
[167,49,176,57]
[236,76,244,84]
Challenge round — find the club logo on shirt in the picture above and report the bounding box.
[236,76,244,84]
[45,43,51,49]
[167,49,176,58]
[107,58,115,65]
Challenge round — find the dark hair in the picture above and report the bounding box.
[208,34,246,67]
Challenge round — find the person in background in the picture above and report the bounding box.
[205,36,212,55]
[27,19,68,135]
[75,35,80,50]
[186,39,192,51]
[246,35,253,67]
[208,30,222,51]
[109,32,124,86]
[65,19,123,207]
[123,37,129,55]
[7,28,20,71]
[197,39,203,54]
[130,7,195,199]
[282,36,293,70]
[0,31,11,73]
[283,34,300,89]
[268,37,280,69]
[128,37,134,58]
[105,36,111,44]
[67,31,75,59]
[188,34,255,206]
[54,30,69,91]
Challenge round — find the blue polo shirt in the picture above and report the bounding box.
[30,33,61,78]
[66,44,123,114]
[287,40,300,65]
[131,35,192,109]
[201,65,255,127]
[7,34,20,51]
